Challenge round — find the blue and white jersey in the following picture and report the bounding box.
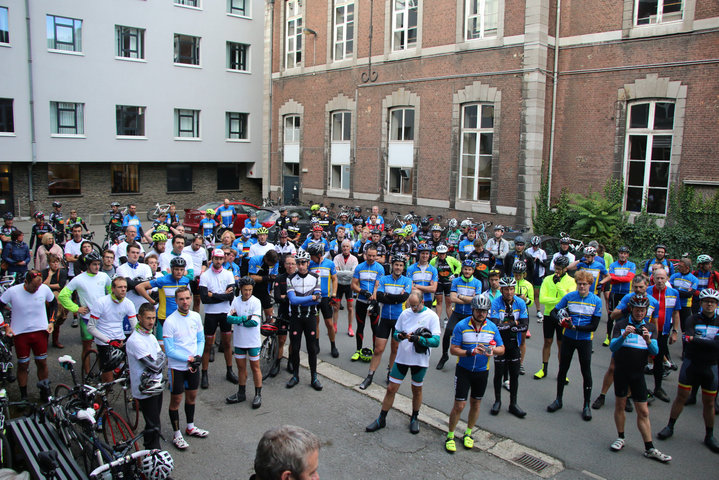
[670,272,698,309]
[555,291,602,341]
[451,276,483,317]
[406,263,438,303]
[352,261,385,302]
[576,260,608,295]
[377,274,412,320]
[451,317,503,372]
[608,260,636,296]
[215,205,236,227]
[489,295,529,324]
[615,292,659,323]
[309,258,337,297]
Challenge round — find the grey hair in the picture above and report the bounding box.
[341,239,353,248]
[254,425,320,480]
[408,291,424,304]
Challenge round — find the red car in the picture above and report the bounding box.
[183,201,271,236]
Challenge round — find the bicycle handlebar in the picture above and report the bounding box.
[88,449,157,479]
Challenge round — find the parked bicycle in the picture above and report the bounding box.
[146,202,173,221]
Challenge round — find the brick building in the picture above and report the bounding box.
[264,0,719,228]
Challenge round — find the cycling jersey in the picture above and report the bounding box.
[451,276,483,317]
[148,275,190,320]
[301,237,330,253]
[376,274,412,319]
[122,215,143,240]
[29,223,53,250]
[249,242,275,259]
[538,272,576,315]
[615,292,659,322]
[275,241,297,258]
[467,249,495,279]
[555,291,602,341]
[309,258,337,297]
[485,238,509,265]
[199,268,235,314]
[87,294,137,344]
[287,271,321,318]
[229,295,263,349]
[502,250,535,278]
[49,212,65,243]
[527,247,548,279]
[683,312,719,365]
[163,309,204,371]
[515,278,534,307]
[199,218,217,237]
[107,212,124,233]
[215,205,236,228]
[406,263,438,303]
[445,229,462,248]
[642,257,675,276]
[244,219,262,235]
[451,316,503,372]
[317,216,335,233]
[670,271,698,308]
[232,238,254,258]
[389,240,412,259]
[458,239,475,259]
[576,260,608,294]
[647,285,681,334]
[430,255,461,284]
[489,295,529,356]
[610,316,659,369]
[59,272,112,321]
[335,222,353,234]
[353,261,385,302]
[608,260,636,296]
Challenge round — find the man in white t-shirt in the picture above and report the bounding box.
[63,224,84,278]
[365,292,441,435]
[225,276,263,408]
[183,235,208,313]
[248,227,275,259]
[160,236,195,279]
[163,287,208,450]
[87,277,137,382]
[0,270,56,399]
[117,243,153,312]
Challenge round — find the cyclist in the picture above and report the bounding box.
[486,269,502,303]
[388,228,412,261]
[366,206,385,228]
[527,235,548,316]
[350,245,385,361]
[87,277,137,382]
[657,288,719,453]
[166,202,180,229]
[143,212,172,244]
[215,199,237,231]
[0,270,56,400]
[286,213,302,245]
[535,256,576,380]
[328,225,347,258]
[184,235,208,312]
[570,246,609,296]
[547,270,602,421]
[248,250,279,323]
[198,249,237,389]
[106,202,124,236]
[2,230,31,278]
[511,262,533,374]
[642,244,675,276]
[549,236,575,272]
[333,239,357,337]
[117,243,154,312]
[431,244,461,322]
[437,259,483,370]
[670,258,698,332]
[274,207,291,236]
[271,255,297,376]
[647,268,681,403]
[407,244,438,308]
[302,225,330,254]
[348,218,364,242]
[122,204,144,241]
[457,227,476,260]
[317,207,335,235]
[226,277,263,408]
[307,243,338,358]
[359,254,412,390]
[163,286,208,450]
[286,249,323,391]
[145,232,166,262]
[693,255,719,314]
[29,212,53,256]
[467,239,495,291]
[64,208,88,234]
[249,227,275,258]
[126,303,167,450]
[351,206,364,225]
[605,246,636,346]
[41,253,67,348]
[502,236,534,280]
[244,211,262,237]
[48,201,65,245]
[485,225,509,269]
[488,277,528,417]
[0,212,17,244]
[608,294,671,462]
[444,218,462,254]
[274,230,297,270]
[160,236,194,280]
[335,211,352,234]
[445,295,504,453]
[366,291,441,434]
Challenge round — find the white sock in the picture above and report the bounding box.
[174,430,182,439]
[187,423,195,431]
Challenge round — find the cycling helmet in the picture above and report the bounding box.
[417,243,432,252]
[412,327,434,354]
[460,219,472,229]
[33,211,44,219]
[295,249,310,262]
[403,225,413,235]
[141,450,174,480]
[155,224,170,233]
[655,244,667,252]
[583,246,597,256]
[139,373,167,396]
[114,233,126,243]
[697,254,713,264]
[494,224,505,232]
[105,347,125,371]
[618,246,630,253]
[310,204,320,212]
[588,240,599,249]
[367,301,380,318]
[354,206,362,213]
[498,276,517,288]
[353,218,365,226]
[307,243,325,256]
[110,201,121,207]
[289,212,300,218]
[431,224,443,232]
[279,229,289,238]
[85,251,102,263]
[698,288,719,302]
[390,253,407,264]
[462,259,475,268]
[358,347,373,362]
[420,217,430,227]
[513,235,525,245]
[556,308,571,321]
[260,323,278,336]
[471,295,492,311]
[257,227,269,235]
[52,201,62,208]
[554,256,570,269]
[393,228,404,236]
[312,224,323,232]
[241,227,251,237]
[448,218,458,229]
[560,236,571,244]
[238,276,256,287]
[530,235,541,246]
[2,212,12,220]
[512,261,527,274]
[151,233,167,243]
[205,209,215,215]
[339,211,349,218]
[169,257,186,269]
[628,294,650,309]
[319,206,328,213]
[404,214,414,222]
[436,244,449,254]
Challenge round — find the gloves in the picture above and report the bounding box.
[188,355,201,370]
[109,340,123,348]
[510,326,519,333]
[560,317,572,329]
[243,318,259,328]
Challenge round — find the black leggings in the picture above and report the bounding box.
[653,334,669,390]
[494,355,521,404]
[355,301,379,351]
[607,293,625,337]
[442,311,464,355]
[289,315,317,378]
[556,337,593,403]
[138,393,163,450]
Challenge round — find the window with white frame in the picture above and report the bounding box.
[46,15,82,52]
[387,108,414,195]
[624,101,675,214]
[392,0,418,51]
[50,102,84,135]
[116,105,145,136]
[330,111,351,190]
[459,104,493,201]
[227,0,248,16]
[116,26,145,59]
[285,1,302,68]
[227,42,249,71]
[0,7,9,44]
[333,1,354,61]
[175,0,200,7]
[226,112,248,140]
[465,0,498,40]
[174,34,200,65]
[174,109,200,138]
[284,115,301,172]
[0,99,13,133]
[635,0,682,25]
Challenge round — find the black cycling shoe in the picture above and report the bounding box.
[268,359,280,378]
[359,375,373,390]
[591,395,605,410]
[226,386,246,404]
[508,404,527,418]
[409,417,420,434]
[547,399,563,412]
[704,435,719,453]
[331,345,339,358]
[226,369,239,385]
[657,425,673,440]
[286,376,300,389]
[625,398,634,413]
[436,354,449,370]
[653,388,670,403]
[366,417,386,432]
[490,401,501,416]
[200,371,209,390]
[311,376,323,391]
[252,394,262,409]
[582,405,592,421]
[209,346,215,363]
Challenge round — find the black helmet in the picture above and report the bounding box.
[354,206,362,213]
[617,246,630,253]
[238,276,255,287]
[412,327,434,355]
[628,294,650,309]
[85,251,102,263]
[110,201,121,207]
[554,256,570,268]
[2,212,12,220]
[169,257,187,269]
[307,243,325,257]
[52,201,62,208]
[420,217,430,227]
[512,261,527,274]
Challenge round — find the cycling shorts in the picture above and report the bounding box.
[678,358,718,395]
[97,343,126,373]
[389,363,427,387]
[204,313,231,336]
[189,278,201,295]
[169,368,200,394]
[436,282,452,297]
[336,284,353,302]
[255,292,273,311]
[14,330,48,363]
[542,315,564,341]
[454,365,488,401]
[613,367,648,402]
[233,346,261,360]
[376,317,397,340]
[318,297,333,319]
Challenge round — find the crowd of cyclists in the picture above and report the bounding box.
[0,198,717,475]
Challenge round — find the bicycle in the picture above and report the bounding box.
[475,220,493,243]
[89,439,174,480]
[259,316,284,380]
[147,202,172,221]
[102,206,129,225]
[558,231,586,255]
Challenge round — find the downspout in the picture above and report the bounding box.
[266,0,275,200]
[547,0,561,206]
[25,0,37,207]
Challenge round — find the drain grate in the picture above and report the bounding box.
[512,453,551,473]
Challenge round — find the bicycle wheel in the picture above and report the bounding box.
[122,387,139,431]
[0,432,11,469]
[147,209,157,221]
[102,211,110,225]
[102,410,137,451]
[83,349,102,385]
[260,335,278,380]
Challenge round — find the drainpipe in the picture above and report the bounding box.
[267,0,275,200]
[547,0,561,206]
[25,0,37,208]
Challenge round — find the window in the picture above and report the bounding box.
[116,26,144,59]
[285,1,302,68]
[465,0,498,40]
[226,112,248,140]
[333,1,354,61]
[459,104,493,201]
[392,0,418,51]
[50,102,84,135]
[167,164,193,192]
[227,42,249,71]
[389,108,414,141]
[217,164,242,190]
[227,0,248,16]
[174,34,200,65]
[175,0,200,7]
[46,15,82,52]
[116,105,146,137]
[111,164,139,193]
[48,164,80,195]
[387,107,414,195]
[0,99,13,134]
[624,101,675,214]
[635,0,682,25]
[330,111,351,190]
[284,115,301,165]
[284,115,301,144]
[0,7,9,44]
[174,109,200,138]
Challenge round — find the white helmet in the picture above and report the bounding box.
[141,450,174,480]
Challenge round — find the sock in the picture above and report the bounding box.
[174,430,182,439]
[187,422,194,431]
[542,362,548,373]
[331,341,336,348]
[185,403,195,424]
[202,369,207,374]
[19,386,27,399]
[169,409,180,432]
[379,409,388,420]
[255,387,262,395]
[447,431,455,439]
[464,428,472,436]
[668,417,677,428]
[411,409,419,419]
[618,432,625,439]
[367,370,375,377]
[706,427,714,437]
[644,441,654,451]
